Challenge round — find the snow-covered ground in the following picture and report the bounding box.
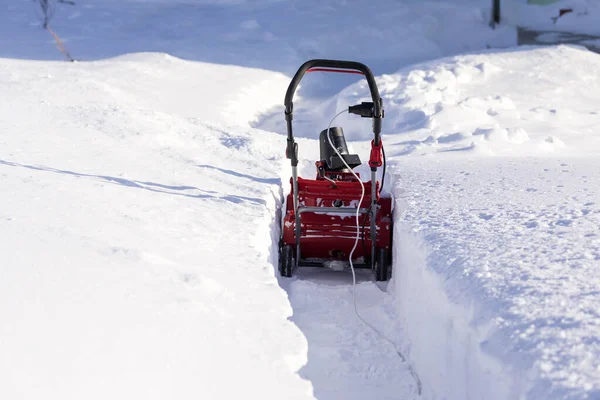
[0,55,317,399]
[395,156,600,399]
[0,52,423,399]
[300,45,600,399]
[2,1,600,399]
[1,0,515,98]
[506,0,600,36]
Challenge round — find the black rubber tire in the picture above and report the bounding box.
[279,245,294,278]
[375,247,390,281]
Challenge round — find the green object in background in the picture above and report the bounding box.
[528,0,561,5]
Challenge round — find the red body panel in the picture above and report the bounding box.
[282,175,392,262]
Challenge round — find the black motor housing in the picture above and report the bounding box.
[319,127,361,172]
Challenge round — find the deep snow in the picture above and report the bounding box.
[506,0,600,36]
[0,52,426,399]
[300,45,600,399]
[1,0,516,99]
[0,54,318,399]
[2,1,600,399]
[394,157,600,399]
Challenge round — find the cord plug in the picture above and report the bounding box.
[349,102,375,118]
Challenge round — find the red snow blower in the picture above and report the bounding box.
[279,59,392,281]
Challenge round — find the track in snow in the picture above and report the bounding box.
[278,268,420,400]
[275,154,421,399]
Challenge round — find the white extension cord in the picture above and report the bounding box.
[326,110,422,396]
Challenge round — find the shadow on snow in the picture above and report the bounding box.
[0,159,266,205]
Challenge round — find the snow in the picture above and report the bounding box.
[0,51,425,398]
[381,46,600,399]
[0,54,318,399]
[284,270,418,399]
[271,44,600,398]
[394,157,600,399]
[3,0,600,399]
[505,0,600,36]
[1,0,515,98]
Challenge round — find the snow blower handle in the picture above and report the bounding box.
[284,59,384,147]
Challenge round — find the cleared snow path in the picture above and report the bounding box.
[281,269,420,400]
[275,140,422,399]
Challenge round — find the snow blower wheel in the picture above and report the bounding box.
[280,59,393,281]
[375,247,391,282]
[279,244,294,278]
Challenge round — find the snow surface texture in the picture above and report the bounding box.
[269,45,600,399]
[0,53,421,399]
[0,55,317,399]
[394,157,600,400]
[505,0,600,36]
[3,0,600,399]
[1,0,515,98]
[283,270,419,399]
[379,46,600,399]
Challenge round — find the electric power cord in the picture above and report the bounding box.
[325,110,422,396]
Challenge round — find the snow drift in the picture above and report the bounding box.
[3,0,600,398]
[0,54,316,399]
[383,46,600,399]
[275,44,600,399]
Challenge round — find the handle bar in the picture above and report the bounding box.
[284,59,383,120]
[284,60,384,168]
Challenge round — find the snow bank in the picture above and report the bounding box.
[384,46,600,399]
[393,219,519,400]
[288,45,600,152]
[393,157,600,399]
[0,55,313,399]
[4,0,600,397]
[2,0,515,100]
[504,0,600,36]
[0,53,288,127]
[0,51,425,400]
[296,45,600,399]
